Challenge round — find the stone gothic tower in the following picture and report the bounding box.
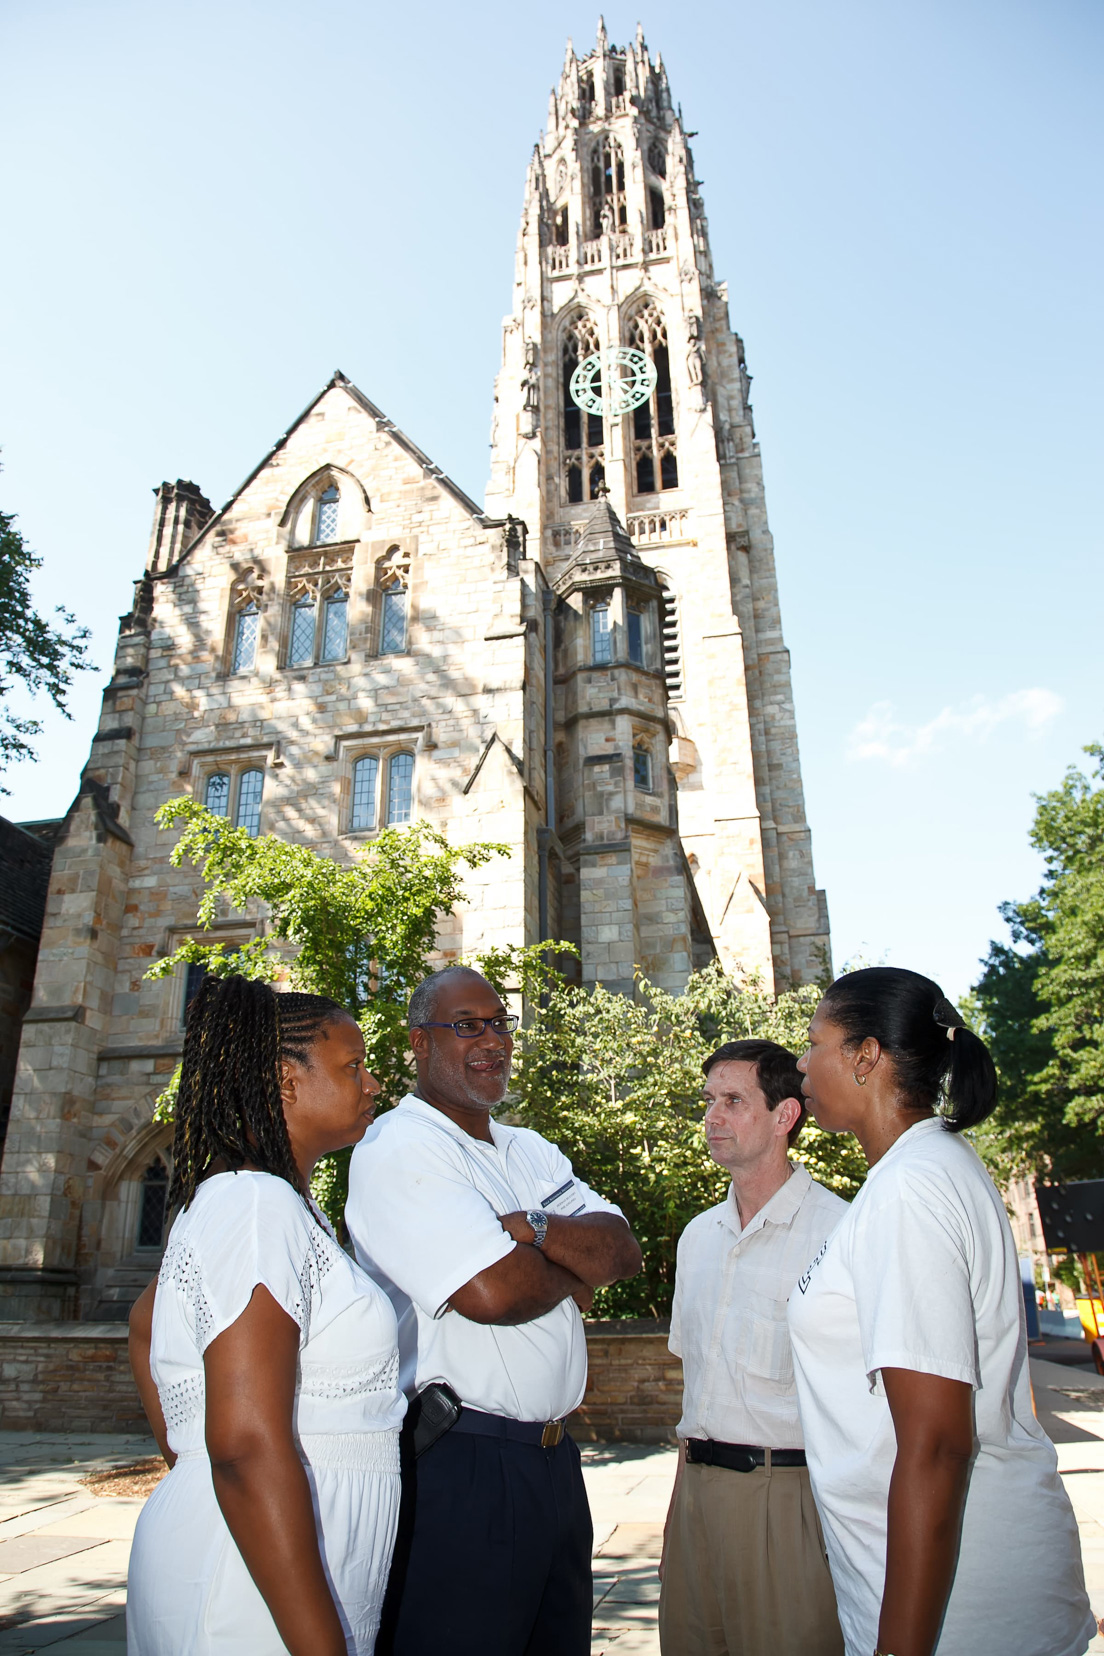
[486,21,830,988]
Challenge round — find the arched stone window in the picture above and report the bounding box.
[590,135,627,236]
[205,772,230,816]
[647,140,667,179]
[235,769,264,836]
[627,302,678,495]
[314,484,340,544]
[561,313,604,505]
[231,600,259,673]
[386,752,415,825]
[377,546,410,655]
[136,1156,169,1250]
[288,593,315,666]
[350,755,379,831]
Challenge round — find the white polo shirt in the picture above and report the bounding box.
[670,1162,847,1449]
[346,1093,623,1423]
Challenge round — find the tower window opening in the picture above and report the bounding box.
[627,607,645,666]
[235,768,264,837]
[659,582,684,700]
[579,70,594,112]
[554,205,569,247]
[627,303,679,495]
[590,136,627,236]
[649,188,666,230]
[314,485,339,544]
[561,314,604,505]
[231,602,258,673]
[647,140,667,178]
[351,754,379,831]
[321,590,348,661]
[136,1156,170,1250]
[612,63,625,96]
[288,595,315,665]
[633,744,653,792]
[591,604,612,665]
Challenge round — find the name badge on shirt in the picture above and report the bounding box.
[542,1178,586,1217]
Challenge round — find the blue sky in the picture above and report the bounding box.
[0,0,1100,1001]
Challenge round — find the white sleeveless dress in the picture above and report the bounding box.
[127,1170,405,1655]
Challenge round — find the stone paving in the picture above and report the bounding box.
[4,1359,1104,1655]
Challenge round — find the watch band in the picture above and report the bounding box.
[526,1209,549,1248]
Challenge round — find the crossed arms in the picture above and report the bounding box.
[447,1210,642,1325]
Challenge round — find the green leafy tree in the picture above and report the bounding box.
[972,742,1104,1183]
[507,961,866,1318]
[146,799,509,1222]
[0,499,93,785]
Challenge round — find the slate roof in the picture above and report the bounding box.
[0,816,56,944]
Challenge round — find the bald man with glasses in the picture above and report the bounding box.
[346,966,642,1656]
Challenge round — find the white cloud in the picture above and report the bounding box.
[846,688,1064,767]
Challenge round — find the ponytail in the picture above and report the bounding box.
[943,1023,999,1134]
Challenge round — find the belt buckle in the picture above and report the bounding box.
[541,1420,564,1448]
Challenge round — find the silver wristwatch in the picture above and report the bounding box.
[526,1209,549,1248]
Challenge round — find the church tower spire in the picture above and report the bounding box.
[486,24,830,990]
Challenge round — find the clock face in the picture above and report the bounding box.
[569,347,657,418]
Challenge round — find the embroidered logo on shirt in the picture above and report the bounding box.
[797,1237,830,1295]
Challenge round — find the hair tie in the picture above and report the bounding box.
[933,995,964,1041]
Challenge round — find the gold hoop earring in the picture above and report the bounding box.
[853,1072,867,1087]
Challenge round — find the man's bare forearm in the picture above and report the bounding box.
[448,1242,590,1325]
[500,1211,642,1287]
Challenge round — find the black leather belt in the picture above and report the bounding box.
[453,1406,567,1449]
[686,1438,807,1472]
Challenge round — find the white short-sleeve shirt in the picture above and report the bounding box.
[788,1117,1094,1656]
[153,1171,406,1456]
[346,1094,623,1422]
[670,1163,847,1448]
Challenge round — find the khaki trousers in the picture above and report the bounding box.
[658,1458,844,1656]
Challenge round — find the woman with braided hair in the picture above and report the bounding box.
[126,974,404,1656]
[787,967,1093,1656]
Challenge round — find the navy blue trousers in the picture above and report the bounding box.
[377,1428,593,1656]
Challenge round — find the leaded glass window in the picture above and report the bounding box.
[591,604,612,665]
[633,746,653,791]
[380,587,407,655]
[136,1157,169,1250]
[205,773,230,816]
[232,603,258,672]
[288,595,315,665]
[182,961,207,1027]
[321,592,348,662]
[627,608,644,666]
[235,769,263,836]
[351,755,379,831]
[315,485,339,544]
[387,752,414,825]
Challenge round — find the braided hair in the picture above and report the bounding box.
[169,973,346,1211]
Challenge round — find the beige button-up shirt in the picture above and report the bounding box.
[670,1162,847,1449]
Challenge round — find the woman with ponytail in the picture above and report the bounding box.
[126,975,404,1655]
[788,967,1093,1656]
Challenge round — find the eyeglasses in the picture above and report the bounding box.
[415,1015,519,1039]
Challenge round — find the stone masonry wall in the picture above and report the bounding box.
[0,1321,683,1442]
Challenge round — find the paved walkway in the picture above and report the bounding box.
[3,1358,1104,1654]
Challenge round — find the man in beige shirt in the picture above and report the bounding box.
[659,1039,847,1656]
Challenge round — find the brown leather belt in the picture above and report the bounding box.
[686,1438,807,1472]
[453,1407,566,1449]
